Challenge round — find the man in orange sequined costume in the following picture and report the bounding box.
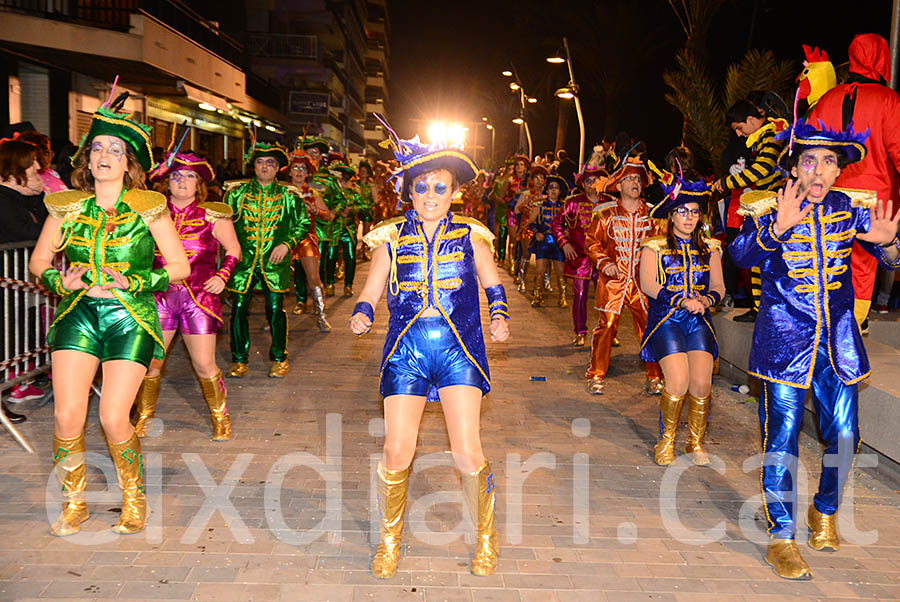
[584,158,663,395]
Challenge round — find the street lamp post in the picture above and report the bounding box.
[502,66,534,159]
[548,37,585,168]
[486,124,496,169]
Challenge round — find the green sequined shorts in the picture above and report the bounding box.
[49,296,157,367]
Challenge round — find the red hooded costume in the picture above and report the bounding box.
[809,33,900,305]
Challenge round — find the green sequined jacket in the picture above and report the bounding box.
[223,178,310,293]
[43,189,171,360]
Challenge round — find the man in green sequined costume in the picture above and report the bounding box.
[325,162,374,296]
[299,136,347,294]
[223,143,309,378]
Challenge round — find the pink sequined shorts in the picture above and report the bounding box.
[156,285,221,334]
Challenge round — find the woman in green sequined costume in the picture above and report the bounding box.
[29,104,189,537]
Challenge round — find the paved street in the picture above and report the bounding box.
[1,260,899,602]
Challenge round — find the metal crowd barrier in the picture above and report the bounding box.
[0,240,60,453]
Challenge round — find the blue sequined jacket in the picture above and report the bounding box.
[364,210,496,396]
[639,235,721,362]
[530,197,564,243]
[729,188,900,388]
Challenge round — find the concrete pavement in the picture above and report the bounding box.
[1,261,899,601]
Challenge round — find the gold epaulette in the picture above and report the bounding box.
[639,235,667,252]
[453,215,495,251]
[222,179,250,193]
[199,201,233,221]
[363,216,404,250]
[737,190,778,217]
[592,200,618,217]
[123,189,168,223]
[833,187,878,208]
[704,237,723,253]
[44,190,91,219]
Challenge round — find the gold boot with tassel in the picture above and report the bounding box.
[653,390,686,465]
[50,433,90,536]
[132,375,161,438]
[461,460,499,576]
[683,392,711,466]
[106,431,148,534]
[530,276,544,307]
[557,276,568,308]
[198,371,232,441]
[372,462,411,578]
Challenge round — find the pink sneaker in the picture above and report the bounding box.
[8,384,44,403]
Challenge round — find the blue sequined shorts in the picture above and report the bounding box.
[381,316,488,398]
[641,310,718,363]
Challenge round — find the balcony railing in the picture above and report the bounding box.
[1,0,244,66]
[246,33,318,60]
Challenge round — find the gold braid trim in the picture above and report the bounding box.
[363,216,404,250]
[199,201,234,222]
[452,215,495,251]
[223,179,250,193]
[833,187,878,208]
[639,235,667,252]
[592,200,618,218]
[44,190,90,219]
[45,191,91,252]
[737,190,778,217]
[122,190,168,224]
[704,237,722,253]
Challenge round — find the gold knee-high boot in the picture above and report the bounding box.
[531,276,544,307]
[557,275,568,308]
[372,462,411,579]
[198,371,232,441]
[683,392,711,465]
[461,460,499,576]
[50,433,90,536]
[132,375,161,438]
[106,431,148,534]
[653,390,686,465]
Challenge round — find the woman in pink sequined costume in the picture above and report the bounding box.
[131,152,241,440]
[551,165,607,346]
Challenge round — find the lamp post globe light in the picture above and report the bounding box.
[499,64,533,159]
[547,36,585,168]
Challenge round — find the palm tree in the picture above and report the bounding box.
[664,49,795,168]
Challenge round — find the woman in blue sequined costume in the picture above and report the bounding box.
[350,131,509,580]
[526,174,568,307]
[638,175,724,468]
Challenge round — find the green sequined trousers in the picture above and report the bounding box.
[325,226,356,287]
[229,268,288,363]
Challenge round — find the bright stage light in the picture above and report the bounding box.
[485,124,493,130]
[447,123,466,146]
[527,97,537,104]
[427,121,447,144]
[501,70,513,77]
[509,82,520,91]
[512,117,524,125]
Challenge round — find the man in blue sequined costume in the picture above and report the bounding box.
[350,127,508,580]
[729,121,900,580]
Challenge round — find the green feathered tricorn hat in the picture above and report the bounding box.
[72,104,154,172]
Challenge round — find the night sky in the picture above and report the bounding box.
[388,0,893,170]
